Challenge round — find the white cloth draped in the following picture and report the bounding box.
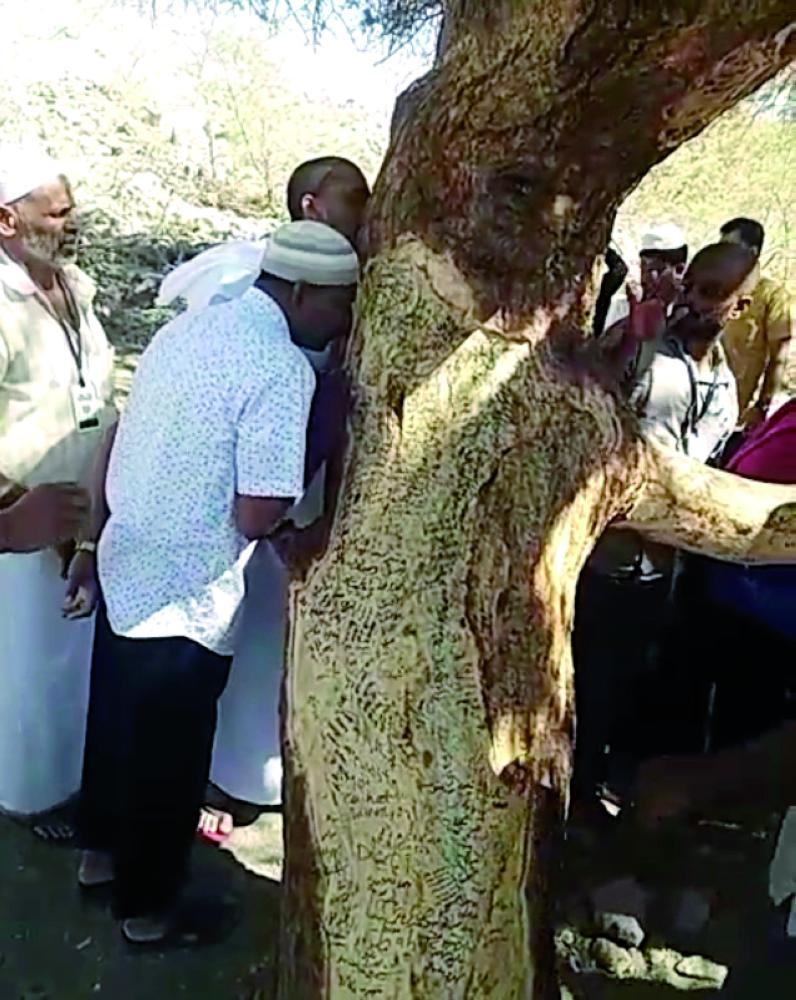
[210,463,326,806]
[210,540,287,806]
[0,549,94,815]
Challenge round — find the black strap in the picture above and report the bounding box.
[35,271,84,385]
[669,338,721,453]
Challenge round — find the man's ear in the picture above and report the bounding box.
[300,193,323,222]
[0,206,18,240]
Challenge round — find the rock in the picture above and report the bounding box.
[593,911,645,948]
[591,938,647,979]
[674,954,729,989]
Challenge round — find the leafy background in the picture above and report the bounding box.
[1,0,792,363]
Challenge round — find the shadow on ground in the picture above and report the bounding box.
[559,810,796,999]
[0,813,283,998]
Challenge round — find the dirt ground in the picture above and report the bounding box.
[3,804,795,998]
[559,810,796,999]
[0,813,283,999]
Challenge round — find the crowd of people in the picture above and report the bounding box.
[578,218,795,826]
[0,138,792,948]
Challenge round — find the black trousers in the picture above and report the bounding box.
[78,602,231,917]
[572,568,673,798]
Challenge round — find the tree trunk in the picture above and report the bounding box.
[280,4,795,997]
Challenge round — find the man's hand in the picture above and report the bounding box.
[0,483,89,553]
[63,550,99,620]
[270,520,329,580]
[740,403,767,432]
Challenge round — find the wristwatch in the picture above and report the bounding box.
[76,540,97,555]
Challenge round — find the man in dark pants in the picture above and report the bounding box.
[573,243,757,812]
[67,221,359,944]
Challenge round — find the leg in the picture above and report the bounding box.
[77,601,125,855]
[112,634,231,920]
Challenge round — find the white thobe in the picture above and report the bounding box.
[0,251,115,815]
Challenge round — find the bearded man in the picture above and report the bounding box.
[0,145,116,832]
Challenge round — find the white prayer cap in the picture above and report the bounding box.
[0,144,63,206]
[639,222,687,253]
[262,221,358,287]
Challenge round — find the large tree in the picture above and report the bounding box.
[267,3,796,997]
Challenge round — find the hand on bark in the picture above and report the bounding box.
[63,550,99,620]
[271,520,329,579]
[0,483,89,553]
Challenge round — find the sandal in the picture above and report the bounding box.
[197,807,234,845]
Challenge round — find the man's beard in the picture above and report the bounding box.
[23,227,67,264]
[668,307,721,344]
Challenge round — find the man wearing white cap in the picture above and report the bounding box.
[603,222,688,332]
[71,220,358,944]
[0,145,115,828]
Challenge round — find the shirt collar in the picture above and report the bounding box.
[245,285,293,342]
[0,248,95,305]
[0,247,38,296]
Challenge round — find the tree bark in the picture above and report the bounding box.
[280,4,795,998]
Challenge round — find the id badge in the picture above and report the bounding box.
[70,382,102,434]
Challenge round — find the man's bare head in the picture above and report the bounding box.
[0,177,75,263]
[671,242,757,344]
[286,157,370,252]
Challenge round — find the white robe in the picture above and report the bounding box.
[211,466,326,806]
[0,549,95,814]
[0,253,116,816]
[210,540,287,806]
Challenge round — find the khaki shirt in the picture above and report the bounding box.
[0,249,116,487]
[722,275,794,417]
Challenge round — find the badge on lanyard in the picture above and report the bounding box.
[70,381,102,434]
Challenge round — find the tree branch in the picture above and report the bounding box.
[369,0,794,321]
[623,442,796,565]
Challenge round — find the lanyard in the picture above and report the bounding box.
[670,337,721,450]
[34,271,84,386]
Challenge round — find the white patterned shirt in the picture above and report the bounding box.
[99,288,315,655]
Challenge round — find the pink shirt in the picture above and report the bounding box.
[726,400,796,486]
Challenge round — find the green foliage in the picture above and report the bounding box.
[616,95,795,289]
[3,1,791,364]
[2,2,384,352]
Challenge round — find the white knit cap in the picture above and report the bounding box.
[0,144,63,206]
[262,220,358,286]
[640,222,687,253]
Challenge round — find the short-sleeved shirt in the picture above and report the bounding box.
[0,249,116,487]
[722,276,794,416]
[632,334,738,463]
[99,288,315,655]
[589,335,738,582]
